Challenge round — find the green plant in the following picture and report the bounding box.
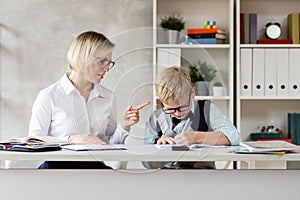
[188,61,217,82]
[160,13,185,32]
[213,81,223,87]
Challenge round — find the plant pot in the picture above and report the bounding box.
[194,81,209,96]
[213,86,223,96]
[164,30,180,44]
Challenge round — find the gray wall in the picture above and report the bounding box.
[0,0,153,142]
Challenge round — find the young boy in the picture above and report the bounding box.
[144,66,241,169]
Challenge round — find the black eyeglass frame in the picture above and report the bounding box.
[161,91,192,114]
[97,57,115,70]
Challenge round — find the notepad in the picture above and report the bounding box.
[62,144,127,151]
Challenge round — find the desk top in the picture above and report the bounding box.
[1,144,300,162]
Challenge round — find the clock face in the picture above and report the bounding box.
[266,24,281,39]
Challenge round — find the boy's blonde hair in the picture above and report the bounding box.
[155,66,192,105]
[67,31,115,72]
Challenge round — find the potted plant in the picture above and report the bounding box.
[188,61,217,96]
[160,13,185,44]
[213,81,224,96]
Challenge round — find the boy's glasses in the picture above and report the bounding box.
[97,58,115,70]
[161,92,192,114]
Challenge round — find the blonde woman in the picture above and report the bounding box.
[29,31,147,168]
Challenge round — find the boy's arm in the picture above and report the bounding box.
[144,116,160,144]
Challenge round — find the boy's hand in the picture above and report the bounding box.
[157,135,176,145]
[174,131,196,146]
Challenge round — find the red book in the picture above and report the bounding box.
[258,39,292,44]
[240,13,244,44]
[259,138,292,143]
[187,28,225,35]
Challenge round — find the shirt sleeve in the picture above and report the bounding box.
[144,113,160,144]
[209,103,241,145]
[107,93,128,144]
[28,90,52,137]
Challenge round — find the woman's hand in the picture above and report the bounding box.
[157,135,176,145]
[68,133,106,144]
[121,101,150,131]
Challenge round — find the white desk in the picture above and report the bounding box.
[1,145,300,169]
[1,145,300,200]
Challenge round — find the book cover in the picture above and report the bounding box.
[240,13,244,44]
[244,13,250,44]
[288,13,300,44]
[257,39,292,44]
[187,28,225,35]
[188,38,225,44]
[188,33,226,39]
[250,132,284,141]
[249,13,257,44]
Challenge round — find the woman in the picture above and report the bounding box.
[28,31,146,169]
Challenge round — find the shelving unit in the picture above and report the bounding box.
[153,0,234,122]
[236,0,300,141]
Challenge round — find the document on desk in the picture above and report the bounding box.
[62,144,127,151]
[230,141,300,154]
[189,144,228,149]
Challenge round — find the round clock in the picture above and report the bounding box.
[265,22,281,39]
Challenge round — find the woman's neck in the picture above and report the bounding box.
[68,71,93,101]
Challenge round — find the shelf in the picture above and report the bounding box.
[240,97,300,100]
[156,44,231,49]
[195,96,230,100]
[240,44,300,48]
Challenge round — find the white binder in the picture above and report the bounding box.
[276,49,289,97]
[240,48,252,96]
[252,48,265,96]
[289,48,300,96]
[157,48,181,73]
[265,49,277,96]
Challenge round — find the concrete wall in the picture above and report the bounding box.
[0,0,153,142]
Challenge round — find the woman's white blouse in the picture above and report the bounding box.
[28,73,128,144]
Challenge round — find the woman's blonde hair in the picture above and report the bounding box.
[155,66,192,105]
[67,31,115,72]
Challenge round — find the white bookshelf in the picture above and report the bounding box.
[236,0,300,141]
[153,0,235,122]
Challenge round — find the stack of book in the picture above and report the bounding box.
[288,113,300,145]
[187,28,226,44]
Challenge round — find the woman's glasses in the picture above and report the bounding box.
[97,58,115,70]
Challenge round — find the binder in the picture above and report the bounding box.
[240,48,252,96]
[288,113,300,145]
[157,48,181,73]
[276,49,289,96]
[289,48,300,96]
[264,49,277,96]
[252,48,265,96]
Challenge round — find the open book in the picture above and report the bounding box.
[231,141,300,154]
[6,136,66,145]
